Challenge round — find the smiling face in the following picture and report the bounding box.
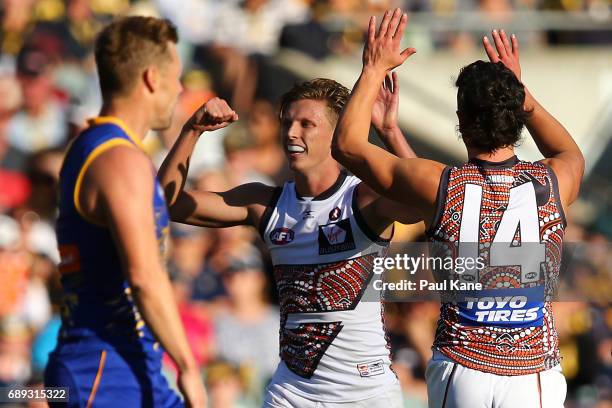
[280,99,337,173]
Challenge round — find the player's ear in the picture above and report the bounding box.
[142,65,158,94]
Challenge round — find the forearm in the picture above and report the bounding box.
[334,68,387,159]
[523,89,581,158]
[131,271,197,372]
[158,128,200,206]
[376,127,416,159]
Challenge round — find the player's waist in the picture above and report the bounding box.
[272,360,398,403]
[431,346,561,376]
[284,309,383,327]
[55,326,159,354]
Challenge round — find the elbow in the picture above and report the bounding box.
[125,267,159,296]
[331,139,344,162]
[331,132,356,164]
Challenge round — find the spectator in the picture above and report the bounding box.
[214,250,280,384]
[7,47,68,154]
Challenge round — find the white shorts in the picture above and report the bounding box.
[425,350,567,408]
[262,382,403,408]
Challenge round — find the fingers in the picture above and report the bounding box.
[400,47,416,62]
[491,29,507,59]
[393,12,408,40]
[500,30,512,56]
[386,8,403,38]
[205,98,238,122]
[482,36,499,63]
[368,16,376,45]
[510,33,519,58]
[378,10,391,38]
[384,74,392,92]
[391,71,399,94]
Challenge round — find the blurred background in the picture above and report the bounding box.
[0,0,610,407]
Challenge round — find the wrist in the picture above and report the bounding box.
[177,358,199,373]
[523,87,536,112]
[361,66,387,82]
[180,122,203,138]
[376,125,402,140]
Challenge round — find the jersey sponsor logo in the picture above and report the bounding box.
[328,207,341,221]
[302,210,316,220]
[457,287,545,328]
[357,359,385,377]
[270,227,295,245]
[486,174,514,183]
[318,219,356,255]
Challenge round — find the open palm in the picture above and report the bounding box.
[372,71,399,132]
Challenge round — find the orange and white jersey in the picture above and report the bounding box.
[426,156,565,376]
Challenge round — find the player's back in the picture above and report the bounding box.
[427,155,565,375]
[55,117,168,354]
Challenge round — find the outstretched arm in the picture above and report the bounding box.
[371,71,416,159]
[482,30,584,207]
[332,8,444,220]
[158,98,274,227]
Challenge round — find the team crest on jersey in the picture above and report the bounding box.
[318,219,356,255]
[328,207,341,221]
[270,227,295,245]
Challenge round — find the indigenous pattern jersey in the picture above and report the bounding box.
[426,156,565,375]
[55,117,169,355]
[261,172,397,402]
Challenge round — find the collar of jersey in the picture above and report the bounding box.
[469,155,519,169]
[295,170,348,201]
[87,116,146,151]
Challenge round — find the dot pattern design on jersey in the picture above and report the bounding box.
[428,160,564,375]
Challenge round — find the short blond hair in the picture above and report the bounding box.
[95,16,178,98]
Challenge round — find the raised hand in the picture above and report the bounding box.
[363,8,416,74]
[185,97,239,133]
[483,29,521,81]
[372,71,400,134]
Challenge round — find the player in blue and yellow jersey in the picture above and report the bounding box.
[45,17,237,408]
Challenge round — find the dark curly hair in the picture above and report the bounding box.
[279,78,350,123]
[456,61,532,152]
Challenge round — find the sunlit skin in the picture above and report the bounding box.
[281,99,339,175]
[150,42,183,131]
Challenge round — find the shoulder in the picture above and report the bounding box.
[86,145,153,193]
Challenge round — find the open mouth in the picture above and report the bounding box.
[286,144,306,154]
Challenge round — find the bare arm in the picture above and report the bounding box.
[332,9,444,222]
[169,182,275,228]
[84,147,205,406]
[371,71,416,159]
[158,97,275,228]
[483,30,584,207]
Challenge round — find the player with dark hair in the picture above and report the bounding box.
[159,76,418,407]
[44,16,237,407]
[332,8,584,408]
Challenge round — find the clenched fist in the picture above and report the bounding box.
[184,97,239,133]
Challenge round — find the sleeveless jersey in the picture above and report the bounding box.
[261,172,397,402]
[55,116,169,355]
[426,156,565,375]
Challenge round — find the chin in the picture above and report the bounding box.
[151,117,173,131]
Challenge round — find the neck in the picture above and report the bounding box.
[467,146,515,162]
[99,96,150,142]
[294,161,341,198]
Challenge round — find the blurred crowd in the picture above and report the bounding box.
[0,0,610,407]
